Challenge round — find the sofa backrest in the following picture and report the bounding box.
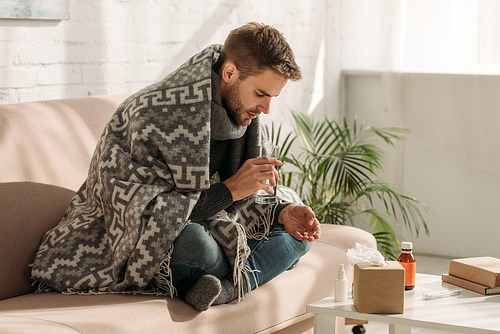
[0,95,128,301]
[0,94,129,190]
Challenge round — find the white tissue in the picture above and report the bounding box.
[346,242,388,267]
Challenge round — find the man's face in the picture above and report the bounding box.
[221,69,288,126]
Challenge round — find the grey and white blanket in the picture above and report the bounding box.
[31,44,298,298]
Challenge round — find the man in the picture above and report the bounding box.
[31,22,321,312]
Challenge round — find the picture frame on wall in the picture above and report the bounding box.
[0,0,70,20]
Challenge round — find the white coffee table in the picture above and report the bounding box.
[307,273,500,334]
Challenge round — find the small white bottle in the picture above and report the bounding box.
[334,264,348,302]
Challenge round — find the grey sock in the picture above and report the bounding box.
[213,278,239,305]
[184,275,222,312]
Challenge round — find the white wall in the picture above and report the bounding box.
[344,72,500,258]
[0,0,341,125]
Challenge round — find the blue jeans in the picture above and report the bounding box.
[170,222,311,292]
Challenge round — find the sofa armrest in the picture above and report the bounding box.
[317,224,377,252]
[0,182,75,301]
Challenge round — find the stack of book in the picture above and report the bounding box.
[442,256,500,295]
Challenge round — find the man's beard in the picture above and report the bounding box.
[221,80,255,127]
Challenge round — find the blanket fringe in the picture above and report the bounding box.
[233,223,248,301]
[153,243,177,298]
[30,263,54,293]
[32,281,53,293]
[59,288,171,296]
[233,202,280,300]
[32,277,172,297]
[233,223,270,300]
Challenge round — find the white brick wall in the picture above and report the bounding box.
[0,0,340,119]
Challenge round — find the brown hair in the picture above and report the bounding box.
[215,22,302,82]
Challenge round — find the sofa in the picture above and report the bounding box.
[0,94,377,334]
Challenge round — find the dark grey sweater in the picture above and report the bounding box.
[187,140,233,222]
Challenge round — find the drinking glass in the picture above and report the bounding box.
[254,143,280,204]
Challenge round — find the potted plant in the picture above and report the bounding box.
[264,111,429,259]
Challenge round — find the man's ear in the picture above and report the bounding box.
[221,61,239,84]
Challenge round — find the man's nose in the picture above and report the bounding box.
[259,98,272,114]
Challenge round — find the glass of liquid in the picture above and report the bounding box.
[254,143,280,204]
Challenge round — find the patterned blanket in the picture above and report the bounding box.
[31,44,295,297]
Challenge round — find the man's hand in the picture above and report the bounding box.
[279,204,321,242]
[223,157,281,202]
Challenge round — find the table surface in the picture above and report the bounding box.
[307,273,500,334]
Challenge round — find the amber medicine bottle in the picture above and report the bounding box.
[397,242,416,290]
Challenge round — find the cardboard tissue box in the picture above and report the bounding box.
[347,243,405,314]
[353,261,405,314]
